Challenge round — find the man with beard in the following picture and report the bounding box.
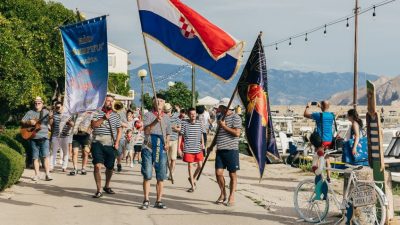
[91,95,122,198]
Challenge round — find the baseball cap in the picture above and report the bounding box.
[218,98,234,110]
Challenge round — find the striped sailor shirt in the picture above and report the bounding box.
[180,119,205,154]
[216,113,242,151]
[92,110,121,139]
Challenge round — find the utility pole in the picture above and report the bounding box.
[192,65,196,108]
[353,0,359,110]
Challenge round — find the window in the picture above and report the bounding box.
[108,55,116,67]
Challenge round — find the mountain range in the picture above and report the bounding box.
[329,75,400,105]
[129,63,383,105]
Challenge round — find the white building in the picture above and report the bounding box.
[108,42,130,74]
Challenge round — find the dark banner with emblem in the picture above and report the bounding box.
[237,34,279,179]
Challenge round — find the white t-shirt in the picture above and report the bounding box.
[200,111,211,131]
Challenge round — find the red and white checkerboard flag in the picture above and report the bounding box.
[137,0,244,81]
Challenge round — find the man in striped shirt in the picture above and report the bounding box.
[50,101,74,173]
[90,95,122,198]
[164,103,181,180]
[207,98,242,206]
[180,108,205,193]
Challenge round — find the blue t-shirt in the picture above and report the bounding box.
[311,112,334,142]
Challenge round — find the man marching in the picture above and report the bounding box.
[21,97,53,181]
[140,94,171,210]
[207,99,242,206]
[180,107,205,193]
[91,95,122,198]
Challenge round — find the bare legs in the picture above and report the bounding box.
[215,169,237,204]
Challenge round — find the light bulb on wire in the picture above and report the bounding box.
[346,18,349,29]
[373,5,376,17]
[289,37,292,46]
[323,24,327,36]
[275,43,278,50]
[305,33,308,42]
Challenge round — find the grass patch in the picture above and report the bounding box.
[392,182,400,196]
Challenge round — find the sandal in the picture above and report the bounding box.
[140,200,150,210]
[69,169,77,176]
[187,177,196,187]
[215,198,226,205]
[92,192,103,198]
[225,202,235,207]
[154,201,167,209]
[187,187,195,193]
[103,187,115,194]
[81,169,87,175]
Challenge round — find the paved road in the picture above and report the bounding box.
[2,154,397,225]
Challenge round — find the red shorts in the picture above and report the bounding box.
[322,141,332,149]
[183,152,204,163]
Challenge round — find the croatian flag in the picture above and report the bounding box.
[137,0,244,81]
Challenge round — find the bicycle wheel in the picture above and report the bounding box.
[294,179,329,223]
[348,184,386,225]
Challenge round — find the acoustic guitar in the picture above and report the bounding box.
[20,113,49,140]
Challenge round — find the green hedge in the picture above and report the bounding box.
[0,134,25,155]
[0,144,25,191]
[2,128,29,155]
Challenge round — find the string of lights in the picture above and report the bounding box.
[243,0,396,52]
[142,64,190,87]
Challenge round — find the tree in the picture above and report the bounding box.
[142,93,153,110]
[163,82,198,110]
[108,73,130,96]
[0,0,76,123]
[0,14,44,123]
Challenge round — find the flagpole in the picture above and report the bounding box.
[137,0,174,184]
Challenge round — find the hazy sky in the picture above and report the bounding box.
[55,0,400,76]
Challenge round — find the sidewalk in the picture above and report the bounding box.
[3,154,396,225]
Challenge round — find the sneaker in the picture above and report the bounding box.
[117,164,122,172]
[154,201,167,209]
[45,175,53,181]
[140,200,150,210]
[32,175,39,181]
[59,159,63,165]
[130,163,134,168]
[70,169,77,176]
[92,192,103,198]
[81,169,87,175]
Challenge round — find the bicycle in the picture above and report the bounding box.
[293,150,388,225]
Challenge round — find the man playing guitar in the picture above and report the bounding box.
[21,96,53,181]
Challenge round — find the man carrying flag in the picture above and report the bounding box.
[207,98,242,207]
[237,33,279,180]
[137,0,244,81]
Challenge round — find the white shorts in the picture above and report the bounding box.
[168,140,179,160]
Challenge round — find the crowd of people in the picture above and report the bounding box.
[21,94,243,209]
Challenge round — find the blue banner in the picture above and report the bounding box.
[60,16,108,114]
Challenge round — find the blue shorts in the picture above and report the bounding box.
[215,150,240,172]
[141,148,167,181]
[30,139,50,159]
[117,139,125,157]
